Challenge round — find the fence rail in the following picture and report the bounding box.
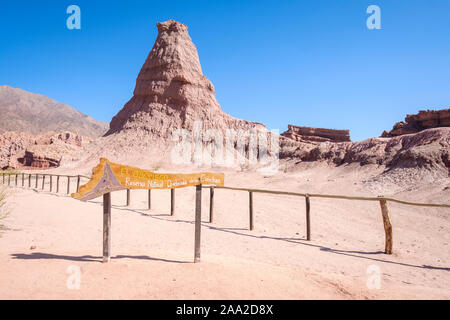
[1,172,90,194]
[2,171,449,259]
[206,185,450,208]
[202,185,450,255]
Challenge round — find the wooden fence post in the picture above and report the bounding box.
[103,193,112,263]
[76,175,80,192]
[170,189,175,216]
[194,184,202,263]
[249,191,254,230]
[28,174,31,188]
[49,175,53,192]
[67,176,70,194]
[22,173,24,187]
[8,174,10,186]
[35,174,38,188]
[379,198,393,254]
[56,176,60,193]
[2,173,4,184]
[126,189,130,207]
[306,194,311,241]
[148,189,151,210]
[209,187,214,223]
[41,175,45,190]
[15,174,18,186]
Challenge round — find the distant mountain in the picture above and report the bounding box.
[0,85,108,137]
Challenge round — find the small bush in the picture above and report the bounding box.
[0,188,7,215]
[0,187,9,231]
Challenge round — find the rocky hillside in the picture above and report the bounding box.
[0,86,108,137]
[0,131,91,169]
[280,127,450,189]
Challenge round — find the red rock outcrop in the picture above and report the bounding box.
[23,149,60,168]
[281,125,350,143]
[281,127,450,174]
[106,19,265,139]
[0,131,91,169]
[381,108,450,137]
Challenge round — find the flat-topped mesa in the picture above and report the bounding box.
[381,108,450,137]
[281,125,351,143]
[106,19,262,137]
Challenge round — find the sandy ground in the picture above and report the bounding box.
[0,163,449,299]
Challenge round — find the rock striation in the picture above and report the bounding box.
[381,108,450,137]
[106,19,264,139]
[0,131,91,169]
[281,125,350,143]
[281,127,450,176]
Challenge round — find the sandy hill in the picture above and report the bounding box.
[0,85,108,137]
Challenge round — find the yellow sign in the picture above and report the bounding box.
[72,158,224,201]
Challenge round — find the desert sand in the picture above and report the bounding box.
[1,163,449,299]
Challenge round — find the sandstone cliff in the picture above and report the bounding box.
[77,19,271,168]
[281,125,350,143]
[106,20,264,138]
[281,127,450,181]
[382,108,450,137]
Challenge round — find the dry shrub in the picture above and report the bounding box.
[0,187,9,230]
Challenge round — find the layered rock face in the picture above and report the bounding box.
[281,127,450,175]
[106,20,264,139]
[281,125,350,143]
[0,131,90,169]
[23,148,61,168]
[382,108,450,137]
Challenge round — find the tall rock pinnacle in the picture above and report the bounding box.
[106,19,263,137]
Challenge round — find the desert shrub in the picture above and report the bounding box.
[0,187,8,231]
[0,187,7,216]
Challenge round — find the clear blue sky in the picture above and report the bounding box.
[1,0,449,141]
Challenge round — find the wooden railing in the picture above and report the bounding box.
[202,185,450,255]
[2,172,449,256]
[1,172,90,194]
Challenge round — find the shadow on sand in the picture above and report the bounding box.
[17,190,450,271]
[11,252,190,264]
[109,207,450,271]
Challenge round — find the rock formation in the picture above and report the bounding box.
[23,147,61,168]
[381,108,450,137]
[281,127,450,175]
[3,18,446,188]
[106,19,264,139]
[281,125,350,143]
[0,131,91,169]
[78,19,450,183]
